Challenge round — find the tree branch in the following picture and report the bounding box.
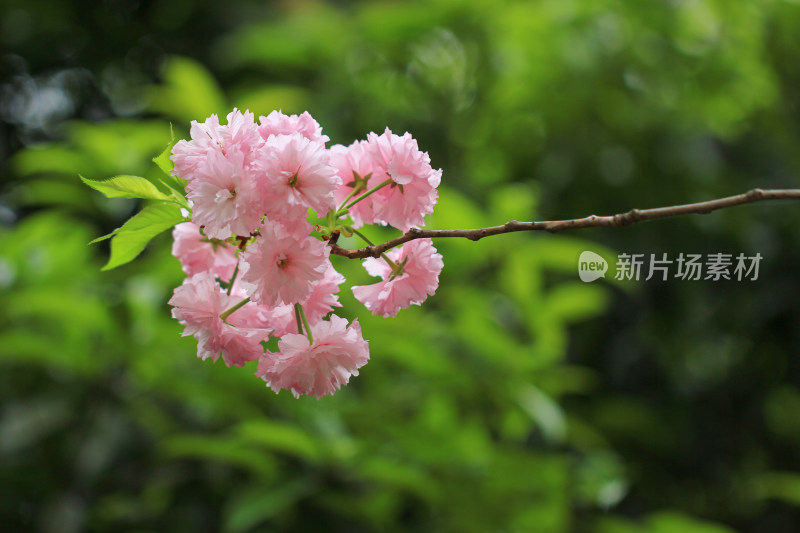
[329,188,800,259]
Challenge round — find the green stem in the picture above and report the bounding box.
[352,228,401,272]
[293,303,304,335]
[295,303,314,344]
[226,261,240,296]
[219,297,250,322]
[351,228,376,246]
[339,178,393,216]
[336,187,360,214]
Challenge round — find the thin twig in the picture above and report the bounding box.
[328,188,800,259]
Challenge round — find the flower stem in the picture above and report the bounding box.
[219,297,250,322]
[226,261,240,296]
[351,228,375,246]
[295,303,314,344]
[338,178,393,216]
[352,228,401,272]
[336,187,360,214]
[294,303,304,335]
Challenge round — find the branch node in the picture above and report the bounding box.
[621,208,642,224]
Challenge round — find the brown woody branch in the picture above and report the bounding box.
[328,188,800,259]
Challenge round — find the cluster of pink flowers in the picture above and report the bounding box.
[167,109,444,398]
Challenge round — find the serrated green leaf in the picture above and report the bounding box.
[101,203,186,271]
[81,175,170,202]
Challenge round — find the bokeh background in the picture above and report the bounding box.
[2,1,800,531]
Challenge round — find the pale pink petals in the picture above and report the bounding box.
[172,222,238,280]
[364,128,440,231]
[169,272,270,367]
[186,147,263,239]
[256,134,341,221]
[259,264,346,336]
[258,110,329,144]
[330,141,381,228]
[239,220,330,307]
[352,238,443,317]
[302,264,346,322]
[171,109,262,181]
[257,315,369,398]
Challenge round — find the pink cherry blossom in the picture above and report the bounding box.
[352,238,443,317]
[258,110,329,144]
[258,264,346,337]
[256,315,369,398]
[256,134,341,221]
[363,128,440,231]
[330,141,382,228]
[169,272,270,367]
[186,147,264,240]
[171,108,262,181]
[239,220,330,307]
[172,222,238,280]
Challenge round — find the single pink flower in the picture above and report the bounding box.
[239,220,330,307]
[352,238,443,317]
[256,134,341,221]
[330,141,381,228]
[186,147,263,239]
[172,222,238,280]
[258,110,329,144]
[257,315,370,398]
[171,108,262,181]
[169,272,270,367]
[364,128,441,231]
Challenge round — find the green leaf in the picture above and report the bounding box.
[755,471,800,506]
[159,178,190,210]
[648,511,737,533]
[152,125,189,192]
[543,283,609,323]
[235,420,321,461]
[148,56,227,122]
[100,203,186,271]
[223,480,312,533]
[163,434,277,478]
[89,232,115,245]
[81,175,170,202]
[153,147,175,177]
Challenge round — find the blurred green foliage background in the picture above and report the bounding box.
[2,0,800,531]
